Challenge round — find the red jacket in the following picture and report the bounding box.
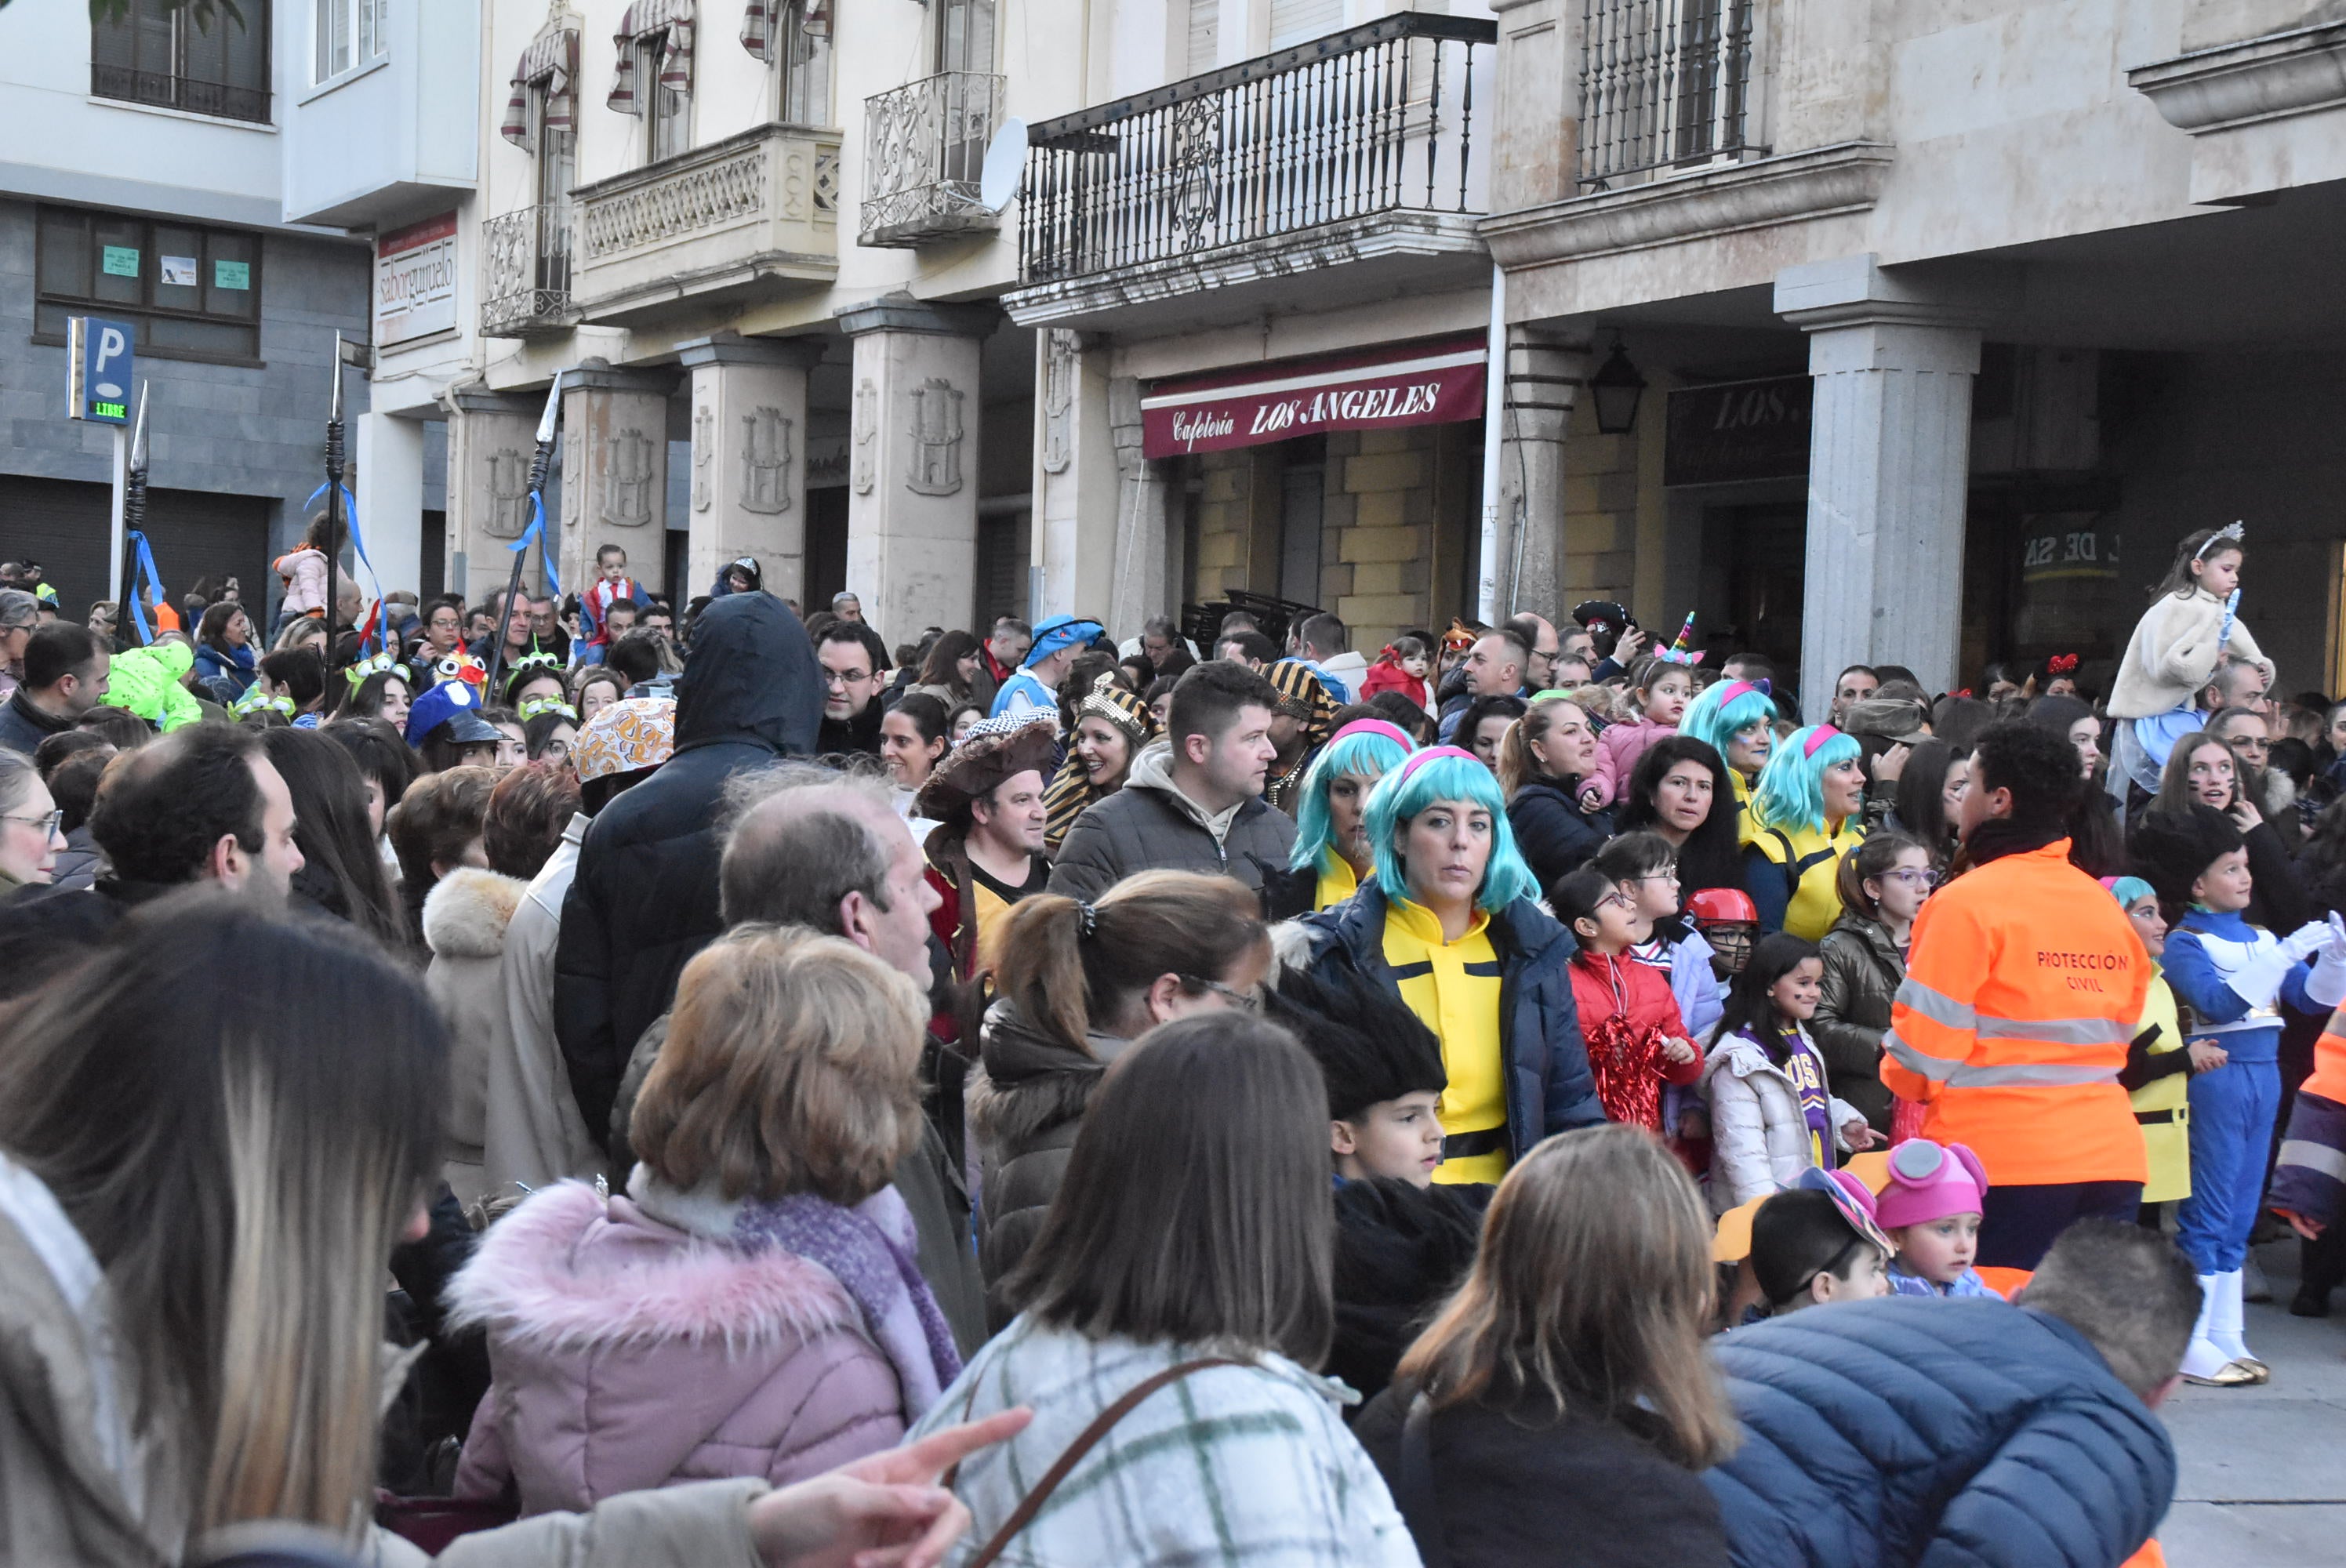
[1569,949,1701,1130]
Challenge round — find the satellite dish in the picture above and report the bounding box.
[979,118,1028,214]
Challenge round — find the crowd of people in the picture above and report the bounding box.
[2,519,2343,1568]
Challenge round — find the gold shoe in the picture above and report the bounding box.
[2235,1356,2272,1385]
[2181,1359,2261,1387]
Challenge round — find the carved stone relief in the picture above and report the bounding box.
[906,377,964,497]
[740,406,793,515]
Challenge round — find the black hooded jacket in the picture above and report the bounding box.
[555,593,821,1138]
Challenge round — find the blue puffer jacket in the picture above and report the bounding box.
[1293,880,1601,1161]
[1705,1298,2174,1568]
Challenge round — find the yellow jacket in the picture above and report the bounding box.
[2126,969,2190,1203]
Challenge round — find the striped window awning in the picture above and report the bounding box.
[498,26,579,151]
[608,0,696,116]
[740,0,829,63]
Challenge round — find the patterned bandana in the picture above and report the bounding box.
[571,695,675,782]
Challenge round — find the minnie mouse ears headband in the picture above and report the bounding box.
[2195,521,2245,560]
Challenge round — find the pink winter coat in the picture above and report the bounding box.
[446,1181,910,1515]
[1588,715,1676,808]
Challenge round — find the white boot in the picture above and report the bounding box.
[2181,1273,2254,1385]
[2210,1269,2269,1381]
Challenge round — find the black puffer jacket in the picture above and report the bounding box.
[965,1000,1124,1330]
[1506,775,1613,894]
[1705,1298,2174,1568]
[1812,909,1901,1134]
[554,593,820,1136]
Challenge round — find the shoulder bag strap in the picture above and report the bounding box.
[963,1356,1245,1568]
[1768,829,1802,902]
[1396,1390,1454,1568]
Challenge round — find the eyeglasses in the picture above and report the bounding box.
[1596,890,1637,913]
[1880,869,1938,889]
[2,809,63,839]
[1627,870,1680,885]
[1187,976,1262,1012]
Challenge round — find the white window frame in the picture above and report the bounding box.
[314,0,387,85]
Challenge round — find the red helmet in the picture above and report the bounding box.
[1685,887,1759,926]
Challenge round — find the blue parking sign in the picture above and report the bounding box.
[68,315,136,425]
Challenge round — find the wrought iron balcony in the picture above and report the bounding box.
[571,122,843,326]
[1578,0,1763,190]
[91,62,271,125]
[861,71,1008,249]
[480,203,579,339]
[1019,13,1494,285]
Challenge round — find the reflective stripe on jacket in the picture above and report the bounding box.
[1880,840,2150,1188]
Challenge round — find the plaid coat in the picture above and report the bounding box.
[909,1316,1420,1568]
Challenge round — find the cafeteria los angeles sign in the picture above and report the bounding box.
[1140,335,1487,459]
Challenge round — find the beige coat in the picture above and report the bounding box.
[423,868,529,1208]
[487,816,605,1194]
[2106,585,2275,720]
[0,1158,772,1568]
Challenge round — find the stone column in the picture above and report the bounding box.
[559,360,677,597]
[354,410,425,604]
[1495,327,1590,618]
[838,295,1000,641]
[1776,255,1988,720]
[441,386,542,606]
[1030,328,1120,625]
[677,334,829,609]
[1107,374,1175,641]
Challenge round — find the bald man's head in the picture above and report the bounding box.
[718,766,940,982]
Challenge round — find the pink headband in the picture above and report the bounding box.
[1328,718,1415,752]
[1393,745,1479,788]
[1803,724,1846,758]
[1712,679,1767,708]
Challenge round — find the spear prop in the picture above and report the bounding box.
[322,331,348,649]
[485,376,565,700]
[114,382,151,646]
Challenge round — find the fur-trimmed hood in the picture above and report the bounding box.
[422,866,528,960]
[968,1000,1116,1150]
[445,1180,859,1351]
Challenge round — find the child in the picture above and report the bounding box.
[580,543,642,655]
[1687,886,1760,983]
[1359,633,1436,716]
[1586,657,1694,809]
[2131,804,2346,1385]
[1746,1169,1894,1318]
[1594,830,1723,1039]
[1814,831,1933,1138]
[1876,1138,2000,1299]
[1266,964,1487,1407]
[271,514,332,632]
[2107,524,2275,808]
[1702,932,1879,1214]
[2104,876,2208,1221]
[1551,867,1703,1132]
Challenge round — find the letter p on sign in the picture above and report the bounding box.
[68,314,136,425]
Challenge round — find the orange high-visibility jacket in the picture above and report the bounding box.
[1882,840,2150,1188]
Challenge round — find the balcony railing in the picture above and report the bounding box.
[1019,13,1493,285]
[861,71,1008,249]
[481,204,579,338]
[91,63,271,125]
[571,122,842,324]
[1577,0,1762,190]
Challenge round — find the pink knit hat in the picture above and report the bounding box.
[1873,1138,1990,1230]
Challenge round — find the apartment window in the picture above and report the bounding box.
[1267,0,1341,49]
[91,0,271,125]
[315,0,388,82]
[34,207,263,362]
[935,0,993,74]
[779,2,831,125]
[608,0,695,165]
[1184,0,1218,75]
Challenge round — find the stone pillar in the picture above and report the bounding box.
[354,410,425,604]
[441,386,542,606]
[1776,255,1988,720]
[1107,375,1174,640]
[838,295,1000,641]
[559,360,677,597]
[1030,327,1120,626]
[677,334,828,609]
[1495,327,1590,619]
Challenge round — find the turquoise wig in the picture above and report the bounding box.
[1364,750,1539,913]
[2106,875,2157,909]
[1750,725,1863,834]
[1680,677,1779,760]
[1289,724,1413,873]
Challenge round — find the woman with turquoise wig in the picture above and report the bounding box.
[1265,717,1415,918]
[1742,724,1868,940]
[1293,746,1602,1185]
[1680,677,1780,844]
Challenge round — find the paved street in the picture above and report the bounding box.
[2160,1240,2346,1567]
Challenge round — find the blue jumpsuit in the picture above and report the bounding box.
[2163,909,2315,1273]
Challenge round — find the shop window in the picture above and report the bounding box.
[92,0,271,125]
[314,0,387,83]
[34,207,262,363]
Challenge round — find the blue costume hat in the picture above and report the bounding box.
[405,677,503,748]
[1024,615,1104,668]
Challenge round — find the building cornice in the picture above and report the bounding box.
[2128,21,2346,134]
